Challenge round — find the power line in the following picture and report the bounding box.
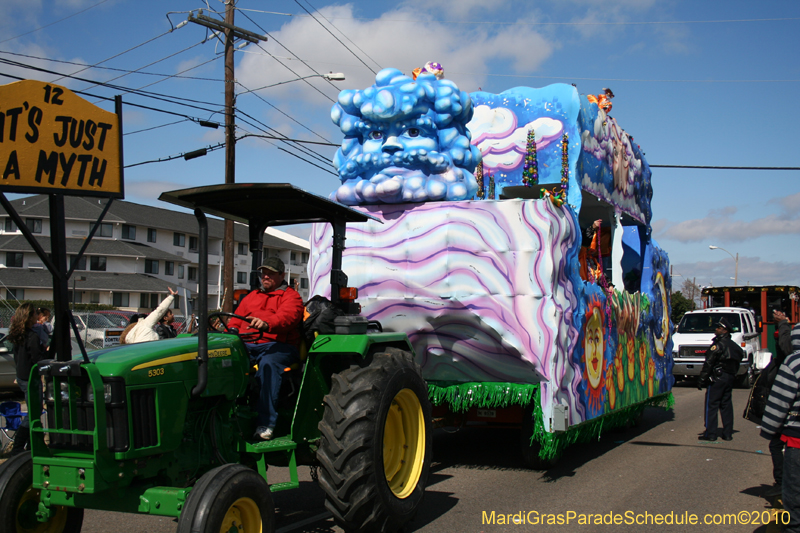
[301,0,382,72]
[292,0,377,75]
[237,10,339,101]
[0,0,110,45]
[651,165,800,171]
[125,119,191,136]
[0,49,223,82]
[52,28,176,84]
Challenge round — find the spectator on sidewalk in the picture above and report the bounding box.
[760,324,800,532]
[122,288,178,344]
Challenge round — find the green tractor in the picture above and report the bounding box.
[0,183,432,533]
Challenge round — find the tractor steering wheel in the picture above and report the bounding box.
[207,312,264,343]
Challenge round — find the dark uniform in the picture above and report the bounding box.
[698,317,744,441]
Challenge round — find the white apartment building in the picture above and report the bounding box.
[0,195,310,312]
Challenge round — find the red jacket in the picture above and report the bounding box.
[227,282,303,346]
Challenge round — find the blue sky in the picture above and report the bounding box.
[2,0,799,289]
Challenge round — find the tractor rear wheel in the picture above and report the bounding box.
[0,452,84,533]
[177,464,274,533]
[317,347,432,532]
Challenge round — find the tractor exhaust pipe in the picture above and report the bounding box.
[192,209,208,397]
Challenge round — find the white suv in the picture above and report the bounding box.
[672,307,761,387]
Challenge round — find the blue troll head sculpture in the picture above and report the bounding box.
[330,68,482,205]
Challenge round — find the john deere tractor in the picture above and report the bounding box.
[0,183,432,533]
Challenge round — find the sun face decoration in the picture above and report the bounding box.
[582,298,606,413]
[647,359,656,397]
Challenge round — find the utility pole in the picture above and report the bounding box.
[222,0,235,312]
[187,6,267,312]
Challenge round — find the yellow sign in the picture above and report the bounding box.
[0,79,122,197]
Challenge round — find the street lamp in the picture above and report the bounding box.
[72,276,86,311]
[709,245,738,286]
[237,72,346,95]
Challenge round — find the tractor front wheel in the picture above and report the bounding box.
[317,347,432,532]
[176,464,274,533]
[0,452,84,533]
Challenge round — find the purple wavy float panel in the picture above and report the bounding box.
[309,198,583,426]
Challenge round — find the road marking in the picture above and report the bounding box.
[276,511,332,533]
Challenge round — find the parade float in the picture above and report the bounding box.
[309,64,674,464]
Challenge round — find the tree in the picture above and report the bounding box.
[680,278,702,307]
[671,291,696,325]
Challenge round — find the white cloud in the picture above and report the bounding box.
[236,3,556,106]
[654,194,800,243]
[672,257,800,287]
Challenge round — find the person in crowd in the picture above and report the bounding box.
[122,288,178,344]
[7,303,47,456]
[226,257,303,441]
[155,308,178,339]
[698,317,744,441]
[31,307,52,346]
[758,313,796,498]
[760,326,800,532]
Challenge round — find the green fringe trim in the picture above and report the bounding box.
[426,381,675,462]
[534,392,675,461]
[427,381,537,412]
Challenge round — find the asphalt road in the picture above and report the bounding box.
[3,383,785,533]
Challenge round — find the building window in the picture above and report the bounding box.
[302,252,309,263]
[178,265,184,279]
[150,294,159,308]
[300,278,308,289]
[237,243,247,255]
[98,223,112,238]
[174,232,185,247]
[5,252,23,268]
[147,228,157,243]
[121,224,136,240]
[290,252,297,263]
[70,255,86,271]
[140,293,149,308]
[165,261,174,276]
[189,236,198,252]
[112,292,129,307]
[4,218,17,232]
[145,259,159,274]
[90,256,107,271]
[25,218,42,233]
[237,272,247,284]
[6,288,23,300]
[90,292,100,304]
[188,267,198,281]
[68,290,82,304]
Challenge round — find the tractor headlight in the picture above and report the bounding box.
[46,381,69,401]
[86,382,114,403]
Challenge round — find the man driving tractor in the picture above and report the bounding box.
[226,256,303,441]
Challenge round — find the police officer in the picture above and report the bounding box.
[698,317,745,441]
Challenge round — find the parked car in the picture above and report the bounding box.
[672,307,761,387]
[68,314,126,350]
[94,310,137,328]
[0,328,15,391]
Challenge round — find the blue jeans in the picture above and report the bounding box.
[246,342,299,429]
[784,446,800,533]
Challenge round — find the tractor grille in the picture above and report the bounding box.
[678,345,709,359]
[39,361,129,452]
[130,388,158,449]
